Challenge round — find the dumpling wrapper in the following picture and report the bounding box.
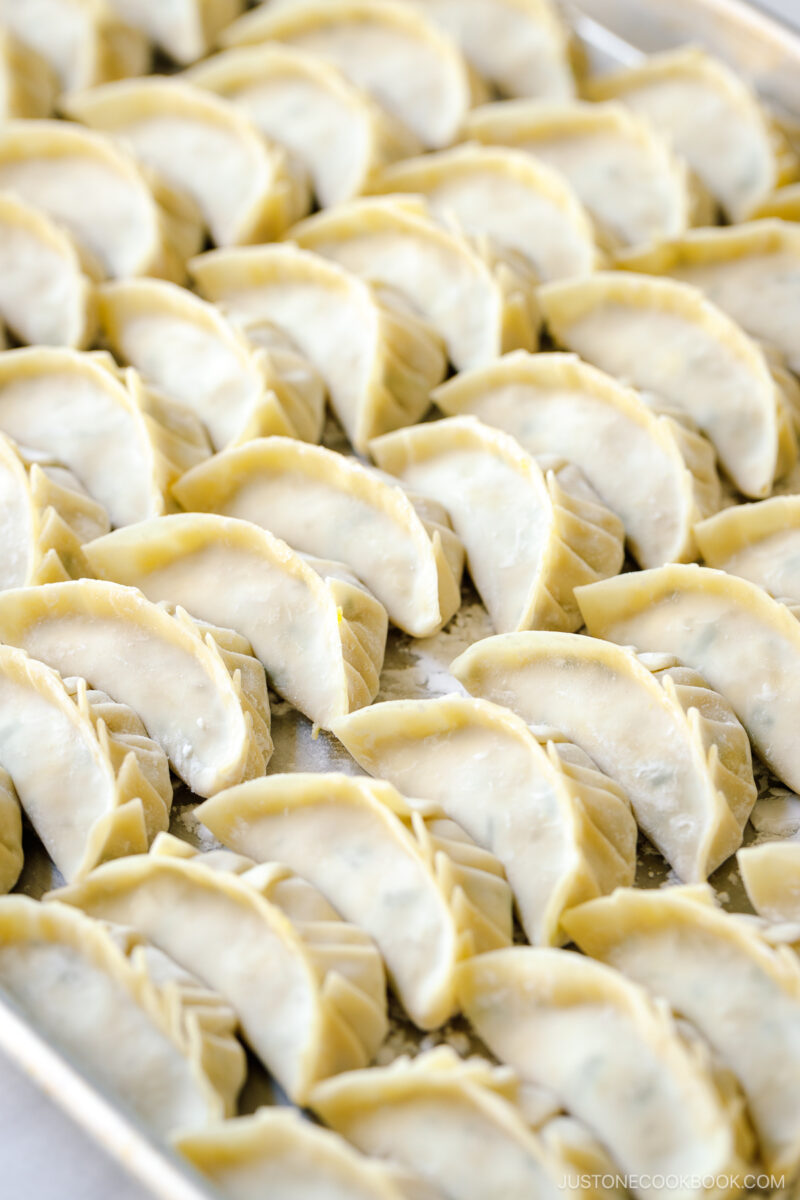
[0,347,211,528]
[0,768,23,895]
[434,351,720,568]
[369,144,599,282]
[747,183,800,223]
[175,1107,432,1200]
[197,772,513,1029]
[576,563,800,794]
[371,416,624,634]
[172,437,464,638]
[0,579,271,797]
[96,278,324,449]
[289,196,540,372]
[64,78,310,247]
[187,43,420,207]
[332,694,636,945]
[108,0,245,65]
[191,243,446,454]
[738,843,800,923]
[540,272,796,498]
[696,496,800,605]
[50,839,388,1103]
[0,120,202,281]
[0,27,57,118]
[452,632,757,883]
[0,896,245,1135]
[618,220,800,378]
[85,513,387,729]
[463,100,704,252]
[0,0,150,92]
[221,0,479,150]
[457,946,750,1200]
[585,47,797,222]
[563,885,800,1176]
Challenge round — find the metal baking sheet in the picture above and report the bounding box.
[6,2,800,1196]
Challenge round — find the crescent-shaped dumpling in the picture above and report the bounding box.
[96,278,323,449]
[695,497,800,605]
[463,100,705,251]
[0,192,98,349]
[0,121,202,281]
[85,513,387,729]
[290,197,539,372]
[0,579,272,797]
[368,144,598,282]
[452,632,757,883]
[332,694,636,945]
[576,563,800,794]
[540,272,796,498]
[221,0,479,150]
[109,0,245,65]
[172,438,464,638]
[618,220,800,377]
[563,885,800,1176]
[585,47,797,222]
[0,348,210,527]
[0,0,150,93]
[0,28,57,118]
[371,417,624,634]
[197,773,513,1029]
[0,645,172,880]
[312,1047,609,1200]
[187,43,420,207]
[191,243,446,453]
[0,770,22,895]
[50,838,388,1102]
[457,946,751,1200]
[0,897,245,1135]
[175,1107,428,1200]
[738,843,800,923]
[434,351,720,568]
[64,78,310,247]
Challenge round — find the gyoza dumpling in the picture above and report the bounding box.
[540,272,796,498]
[190,243,446,453]
[451,632,756,883]
[371,417,624,634]
[175,1107,433,1200]
[738,843,800,923]
[434,351,720,567]
[618,220,800,377]
[0,192,98,349]
[563,885,800,1176]
[576,564,800,794]
[585,47,797,221]
[0,770,23,895]
[332,694,636,945]
[0,433,109,589]
[457,946,751,1200]
[0,896,245,1135]
[0,644,171,880]
[747,183,800,223]
[0,121,202,282]
[108,0,245,65]
[50,837,388,1102]
[198,773,512,1029]
[0,28,57,118]
[312,1047,613,1200]
[369,145,599,282]
[463,100,706,251]
[695,497,800,605]
[290,197,540,372]
[85,513,387,729]
[0,348,210,528]
[0,0,149,93]
[221,0,479,149]
[0,579,272,797]
[187,43,420,207]
[96,278,324,449]
[173,438,464,637]
[64,78,310,247]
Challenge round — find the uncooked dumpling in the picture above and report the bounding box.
[0,28,57,118]
[108,0,245,65]
[695,496,800,606]
[738,843,800,923]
